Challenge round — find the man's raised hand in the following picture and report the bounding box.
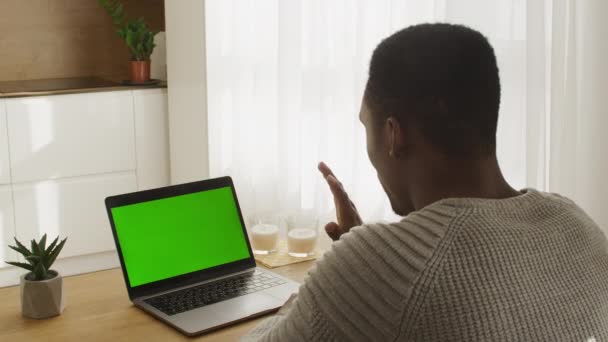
[318,162,363,240]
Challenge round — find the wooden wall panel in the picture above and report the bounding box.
[0,0,165,81]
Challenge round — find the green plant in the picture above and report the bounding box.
[5,234,67,281]
[98,0,158,61]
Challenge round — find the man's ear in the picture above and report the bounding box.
[385,116,403,158]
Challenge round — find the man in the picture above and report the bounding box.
[244,23,608,341]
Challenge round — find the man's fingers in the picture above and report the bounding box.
[326,175,349,202]
[319,161,361,231]
[325,222,341,241]
[318,162,348,201]
[318,161,335,179]
[349,199,360,213]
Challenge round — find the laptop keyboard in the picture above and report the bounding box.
[143,271,287,316]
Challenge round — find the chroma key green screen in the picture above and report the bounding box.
[111,186,251,287]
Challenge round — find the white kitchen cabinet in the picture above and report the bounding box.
[0,88,169,287]
[6,92,136,183]
[134,89,170,190]
[0,100,10,184]
[12,172,137,259]
[0,186,16,270]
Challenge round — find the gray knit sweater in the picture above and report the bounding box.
[243,189,608,341]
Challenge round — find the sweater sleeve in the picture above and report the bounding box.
[240,283,337,342]
[242,203,456,341]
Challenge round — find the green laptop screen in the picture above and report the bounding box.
[111,186,251,287]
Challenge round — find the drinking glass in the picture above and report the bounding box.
[286,212,319,257]
[248,214,280,255]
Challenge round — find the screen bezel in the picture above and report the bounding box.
[105,176,256,300]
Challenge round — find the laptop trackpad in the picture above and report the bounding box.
[173,291,283,335]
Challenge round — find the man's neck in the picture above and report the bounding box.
[408,154,520,211]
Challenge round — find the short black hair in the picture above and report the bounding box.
[364,23,501,157]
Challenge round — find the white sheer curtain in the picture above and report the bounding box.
[204,0,608,233]
[540,0,608,235]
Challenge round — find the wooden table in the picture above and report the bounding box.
[0,261,316,342]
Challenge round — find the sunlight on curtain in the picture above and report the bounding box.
[205,0,529,224]
[544,0,608,235]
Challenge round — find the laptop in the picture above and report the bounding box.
[105,176,300,336]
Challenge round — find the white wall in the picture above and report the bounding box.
[165,0,210,184]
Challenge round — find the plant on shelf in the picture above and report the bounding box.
[99,0,159,83]
[5,234,68,319]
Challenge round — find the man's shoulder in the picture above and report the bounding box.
[344,201,461,251]
[317,201,462,284]
[300,203,462,340]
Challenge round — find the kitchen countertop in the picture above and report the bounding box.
[0,76,167,98]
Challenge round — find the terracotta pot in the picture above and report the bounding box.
[20,270,65,319]
[130,60,151,83]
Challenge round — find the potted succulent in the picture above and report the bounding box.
[99,0,158,83]
[5,234,67,319]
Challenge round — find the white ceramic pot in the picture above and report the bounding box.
[20,270,65,319]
